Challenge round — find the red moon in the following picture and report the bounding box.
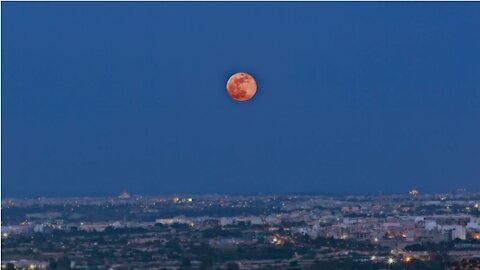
[226,72,257,101]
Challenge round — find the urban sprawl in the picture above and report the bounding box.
[2,190,480,270]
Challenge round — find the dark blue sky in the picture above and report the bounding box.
[3,3,480,197]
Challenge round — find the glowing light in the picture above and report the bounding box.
[370,256,376,261]
[405,256,412,263]
[29,264,36,269]
[2,232,8,238]
[409,189,419,197]
[118,191,131,199]
[387,258,395,264]
[20,220,30,225]
[271,235,283,245]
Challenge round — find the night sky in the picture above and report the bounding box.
[3,2,480,198]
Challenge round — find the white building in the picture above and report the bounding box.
[425,220,438,231]
[450,225,466,240]
[466,217,480,230]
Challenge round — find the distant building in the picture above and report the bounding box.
[409,189,419,198]
[79,223,110,232]
[118,191,131,199]
[466,217,480,230]
[425,220,438,231]
[156,218,176,225]
[450,226,467,240]
[33,224,44,233]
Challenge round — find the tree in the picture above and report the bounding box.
[179,258,192,270]
[226,262,240,270]
[5,263,15,270]
[288,261,299,269]
[48,258,58,270]
[200,259,214,270]
[165,238,182,252]
[57,257,72,270]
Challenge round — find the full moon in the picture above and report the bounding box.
[226,72,257,101]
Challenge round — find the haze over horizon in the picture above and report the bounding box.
[3,2,480,198]
[3,189,480,200]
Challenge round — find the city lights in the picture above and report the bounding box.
[2,192,479,269]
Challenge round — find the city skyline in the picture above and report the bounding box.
[2,188,479,200]
[2,191,480,269]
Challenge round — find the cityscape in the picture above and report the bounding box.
[2,190,480,269]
